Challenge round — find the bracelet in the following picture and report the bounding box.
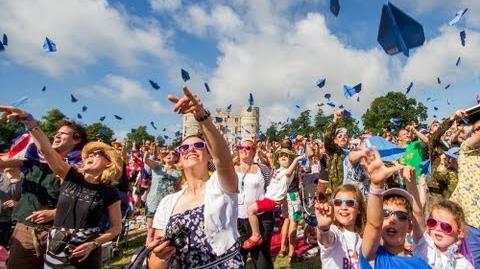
[370,187,384,196]
[194,109,211,122]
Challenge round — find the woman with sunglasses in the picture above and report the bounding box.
[234,139,274,269]
[0,106,123,269]
[144,144,181,245]
[404,170,474,268]
[148,87,243,269]
[315,184,366,269]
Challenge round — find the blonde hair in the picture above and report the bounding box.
[332,184,366,235]
[81,142,122,185]
[430,199,467,237]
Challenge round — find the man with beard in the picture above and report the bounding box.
[0,119,87,268]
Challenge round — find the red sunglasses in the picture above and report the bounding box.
[426,218,456,235]
[237,145,254,151]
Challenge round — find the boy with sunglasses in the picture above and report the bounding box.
[360,150,430,268]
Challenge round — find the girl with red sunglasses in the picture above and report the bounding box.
[405,171,474,268]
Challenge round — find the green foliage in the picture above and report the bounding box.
[87,123,115,144]
[264,109,360,141]
[126,126,155,147]
[41,109,66,139]
[362,91,427,134]
[0,121,26,152]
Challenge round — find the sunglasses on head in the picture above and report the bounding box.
[176,141,207,155]
[333,198,357,208]
[426,218,456,235]
[237,145,254,151]
[383,209,409,222]
[88,150,110,161]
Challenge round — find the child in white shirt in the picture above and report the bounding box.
[242,148,304,250]
[315,184,366,269]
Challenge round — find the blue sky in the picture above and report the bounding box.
[1,0,479,141]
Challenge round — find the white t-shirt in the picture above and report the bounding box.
[264,167,293,202]
[237,169,265,219]
[152,172,239,256]
[414,232,474,269]
[319,225,362,269]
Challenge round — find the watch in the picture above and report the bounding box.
[194,109,211,122]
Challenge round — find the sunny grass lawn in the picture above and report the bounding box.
[103,230,322,269]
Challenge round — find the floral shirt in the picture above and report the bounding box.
[450,142,480,228]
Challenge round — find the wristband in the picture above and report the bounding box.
[369,187,384,196]
[194,109,211,122]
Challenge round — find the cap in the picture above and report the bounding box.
[406,82,413,94]
[316,78,326,88]
[377,2,425,57]
[460,30,466,47]
[437,77,441,84]
[384,188,413,206]
[114,115,123,120]
[82,105,87,112]
[335,127,348,136]
[2,34,7,46]
[99,116,106,122]
[181,68,190,82]
[41,86,46,92]
[444,84,451,90]
[10,96,29,108]
[448,8,468,26]
[330,0,340,17]
[248,93,254,106]
[149,80,160,90]
[204,82,211,92]
[444,147,460,160]
[324,93,331,99]
[150,121,157,130]
[43,37,57,52]
[70,94,78,103]
[456,57,461,67]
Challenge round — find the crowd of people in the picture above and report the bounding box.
[0,88,479,269]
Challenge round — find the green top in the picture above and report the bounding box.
[323,120,346,192]
[12,160,60,226]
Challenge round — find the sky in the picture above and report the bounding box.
[1,0,479,141]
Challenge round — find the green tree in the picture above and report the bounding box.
[41,109,66,139]
[362,91,427,134]
[87,123,114,144]
[313,110,361,138]
[266,124,280,141]
[0,121,26,152]
[126,126,155,147]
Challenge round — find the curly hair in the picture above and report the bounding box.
[56,120,88,151]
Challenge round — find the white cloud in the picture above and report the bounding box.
[202,7,393,126]
[79,74,168,115]
[149,0,182,12]
[0,0,174,76]
[178,4,244,39]
[401,26,480,87]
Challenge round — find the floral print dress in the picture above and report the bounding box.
[166,205,244,269]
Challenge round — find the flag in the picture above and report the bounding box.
[366,136,406,162]
[400,140,424,181]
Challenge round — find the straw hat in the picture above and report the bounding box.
[81,141,122,184]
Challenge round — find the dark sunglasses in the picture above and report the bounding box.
[333,199,357,208]
[176,141,207,155]
[237,145,254,151]
[383,209,409,222]
[426,218,455,235]
[88,150,110,161]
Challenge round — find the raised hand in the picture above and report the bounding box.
[314,200,333,229]
[333,109,343,122]
[362,149,401,186]
[0,106,29,122]
[167,87,207,119]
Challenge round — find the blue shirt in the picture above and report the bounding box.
[359,245,430,269]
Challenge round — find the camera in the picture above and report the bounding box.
[48,230,72,255]
[163,223,190,250]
